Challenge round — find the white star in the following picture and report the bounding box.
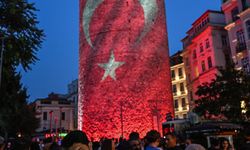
[98,50,125,81]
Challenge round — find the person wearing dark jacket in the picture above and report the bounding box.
[241,130,250,150]
[164,133,182,150]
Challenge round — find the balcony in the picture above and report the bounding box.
[181,91,186,95]
[236,42,247,53]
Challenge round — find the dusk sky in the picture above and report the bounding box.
[22,0,221,101]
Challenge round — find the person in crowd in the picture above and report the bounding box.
[92,141,100,150]
[164,133,182,150]
[145,130,161,150]
[49,142,61,150]
[0,136,5,150]
[177,137,187,149]
[185,138,192,147]
[101,139,115,150]
[241,129,250,149]
[220,138,233,150]
[208,138,220,150]
[129,132,142,150]
[185,144,205,150]
[30,141,41,150]
[117,140,133,150]
[61,130,89,150]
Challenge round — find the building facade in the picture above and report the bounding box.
[182,10,230,110]
[222,0,250,73]
[67,79,78,103]
[34,93,75,133]
[170,51,189,119]
[67,79,78,129]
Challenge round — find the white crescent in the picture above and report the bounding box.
[83,0,158,48]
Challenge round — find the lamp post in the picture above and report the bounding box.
[49,110,53,134]
[0,38,5,87]
[119,101,124,138]
[148,99,164,132]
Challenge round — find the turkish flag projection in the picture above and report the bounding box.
[79,0,173,140]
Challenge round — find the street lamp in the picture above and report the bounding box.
[119,101,124,138]
[49,110,53,134]
[0,37,5,87]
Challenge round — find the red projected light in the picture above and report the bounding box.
[79,0,173,140]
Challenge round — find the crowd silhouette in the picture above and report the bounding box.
[1,129,250,150]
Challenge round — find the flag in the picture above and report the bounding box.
[79,0,173,140]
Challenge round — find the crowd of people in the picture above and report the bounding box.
[0,129,250,150]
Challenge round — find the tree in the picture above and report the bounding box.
[0,0,44,137]
[193,63,250,122]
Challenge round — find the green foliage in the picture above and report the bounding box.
[194,64,250,122]
[0,0,44,70]
[0,0,44,136]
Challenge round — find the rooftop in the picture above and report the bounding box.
[182,10,225,48]
[170,51,183,66]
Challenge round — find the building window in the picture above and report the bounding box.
[241,57,250,73]
[231,7,239,22]
[183,114,187,119]
[208,57,213,69]
[205,39,210,48]
[201,60,206,72]
[246,20,250,39]
[180,83,185,94]
[172,84,177,95]
[237,29,246,44]
[171,70,175,80]
[174,100,179,109]
[221,35,228,46]
[199,43,204,52]
[236,29,246,52]
[242,0,248,10]
[43,112,47,121]
[61,112,66,121]
[178,68,183,78]
[181,98,186,107]
[193,50,197,59]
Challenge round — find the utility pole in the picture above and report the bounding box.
[0,38,4,87]
[49,110,53,134]
[148,100,164,132]
[120,101,124,138]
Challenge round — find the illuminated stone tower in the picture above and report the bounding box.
[79,0,173,140]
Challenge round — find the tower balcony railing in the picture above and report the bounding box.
[236,42,247,53]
